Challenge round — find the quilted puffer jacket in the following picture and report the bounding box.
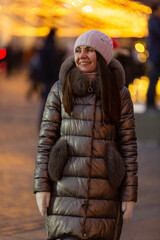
[34,57,138,240]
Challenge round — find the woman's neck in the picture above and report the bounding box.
[85,71,98,79]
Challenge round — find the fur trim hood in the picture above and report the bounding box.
[59,56,125,97]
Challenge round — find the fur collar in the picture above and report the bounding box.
[59,56,125,97]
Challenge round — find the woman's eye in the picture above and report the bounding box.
[75,49,81,53]
[87,49,93,52]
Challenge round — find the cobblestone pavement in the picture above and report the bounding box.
[0,72,160,240]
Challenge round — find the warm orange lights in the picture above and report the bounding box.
[0,0,151,38]
[134,42,149,63]
[135,43,145,53]
[14,27,50,37]
[82,5,93,13]
[129,76,160,104]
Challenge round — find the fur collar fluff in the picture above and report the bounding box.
[59,56,125,97]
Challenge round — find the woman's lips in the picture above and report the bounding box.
[79,61,91,65]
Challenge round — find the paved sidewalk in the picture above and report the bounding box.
[0,72,45,240]
[0,72,160,240]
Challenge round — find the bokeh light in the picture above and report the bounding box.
[135,42,145,53]
[0,0,151,42]
[129,77,160,104]
[0,48,6,59]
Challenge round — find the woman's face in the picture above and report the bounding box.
[74,45,97,73]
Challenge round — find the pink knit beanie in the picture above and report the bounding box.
[74,30,113,64]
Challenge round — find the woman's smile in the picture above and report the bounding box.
[74,45,97,73]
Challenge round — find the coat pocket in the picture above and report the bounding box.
[104,142,125,188]
[48,138,68,182]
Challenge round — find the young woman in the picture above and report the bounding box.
[34,30,138,240]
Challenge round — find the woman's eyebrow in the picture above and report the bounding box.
[75,46,93,50]
[85,46,93,49]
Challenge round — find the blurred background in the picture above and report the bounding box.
[0,0,160,110]
[0,0,160,239]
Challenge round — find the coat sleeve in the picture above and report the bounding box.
[116,86,138,202]
[33,81,61,193]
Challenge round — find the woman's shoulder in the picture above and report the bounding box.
[46,80,63,102]
[120,86,131,99]
[50,80,62,92]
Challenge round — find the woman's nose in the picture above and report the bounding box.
[79,50,86,58]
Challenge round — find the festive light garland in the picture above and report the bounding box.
[0,0,151,38]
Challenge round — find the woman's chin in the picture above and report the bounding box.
[78,65,94,73]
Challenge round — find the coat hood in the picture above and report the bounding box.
[59,56,126,92]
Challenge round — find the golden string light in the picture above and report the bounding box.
[0,0,151,38]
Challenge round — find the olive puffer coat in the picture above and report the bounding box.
[34,57,138,240]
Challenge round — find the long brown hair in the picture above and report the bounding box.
[62,70,73,116]
[62,52,121,124]
[96,51,121,124]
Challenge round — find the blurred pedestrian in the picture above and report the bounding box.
[34,30,138,240]
[26,38,45,100]
[5,38,23,76]
[113,46,135,88]
[38,28,60,127]
[112,39,146,88]
[26,48,43,100]
[146,3,160,110]
[5,42,14,76]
